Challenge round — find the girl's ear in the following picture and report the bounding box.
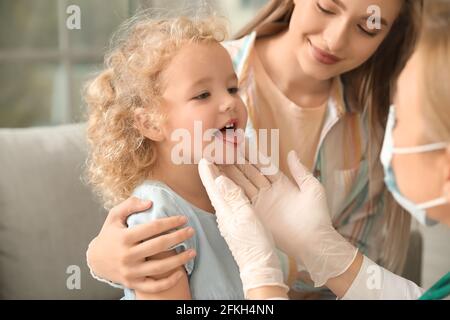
[134,108,165,142]
[443,145,450,202]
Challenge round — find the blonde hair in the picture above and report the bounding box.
[84,14,228,209]
[234,0,423,274]
[418,0,450,142]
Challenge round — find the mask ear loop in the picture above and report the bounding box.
[417,197,448,210]
[393,142,448,154]
[391,140,448,210]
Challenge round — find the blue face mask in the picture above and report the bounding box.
[380,105,448,226]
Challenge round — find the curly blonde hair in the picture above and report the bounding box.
[85,14,229,209]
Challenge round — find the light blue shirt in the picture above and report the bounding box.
[122,180,246,300]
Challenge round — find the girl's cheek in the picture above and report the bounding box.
[197,113,217,131]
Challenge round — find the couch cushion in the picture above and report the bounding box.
[0,124,122,299]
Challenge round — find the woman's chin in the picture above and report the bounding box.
[297,51,338,81]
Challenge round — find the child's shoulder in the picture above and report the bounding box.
[128,180,198,276]
[127,180,187,228]
[132,180,176,202]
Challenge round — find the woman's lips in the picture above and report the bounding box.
[308,39,341,65]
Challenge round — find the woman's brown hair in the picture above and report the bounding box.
[233,0,423,274]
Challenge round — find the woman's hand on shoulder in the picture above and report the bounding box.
[86,196,196,293]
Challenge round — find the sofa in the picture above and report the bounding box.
[0,124,422,299]
[0,124,122,299]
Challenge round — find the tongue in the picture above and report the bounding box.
[215,128,236,142]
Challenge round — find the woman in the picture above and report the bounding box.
[198,0,450,299]
[86,0,421,297]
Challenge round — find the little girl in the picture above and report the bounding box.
[85,15,287,299]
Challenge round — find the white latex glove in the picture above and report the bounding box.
[198,159,289,299]
[220,150,358,287]
[341,255,424,300]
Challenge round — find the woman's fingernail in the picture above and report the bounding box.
[186,227,194,235]
[179,216,187,223]
[188,249,196,257]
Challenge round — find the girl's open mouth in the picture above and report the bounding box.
[214,119,243,145]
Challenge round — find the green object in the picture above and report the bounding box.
[419,272,450,300]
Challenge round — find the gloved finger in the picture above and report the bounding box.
[238,136,252,161]
[221,165,258,200]
[287,150,316,190]
[215,175,252,214]
[238,137,282,184]
[235,160,271,190]
[198,158,228,209]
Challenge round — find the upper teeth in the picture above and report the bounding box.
[225,123,234,129]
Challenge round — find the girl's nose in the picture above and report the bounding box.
[219,99,236,113]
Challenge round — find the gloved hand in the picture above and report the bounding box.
[198,159,289,299]
[219,150,358,287]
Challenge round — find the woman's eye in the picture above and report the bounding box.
[193,92,210,100]
[228,87,239,95]
[358,25,378,37]
[316,2,335,15]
